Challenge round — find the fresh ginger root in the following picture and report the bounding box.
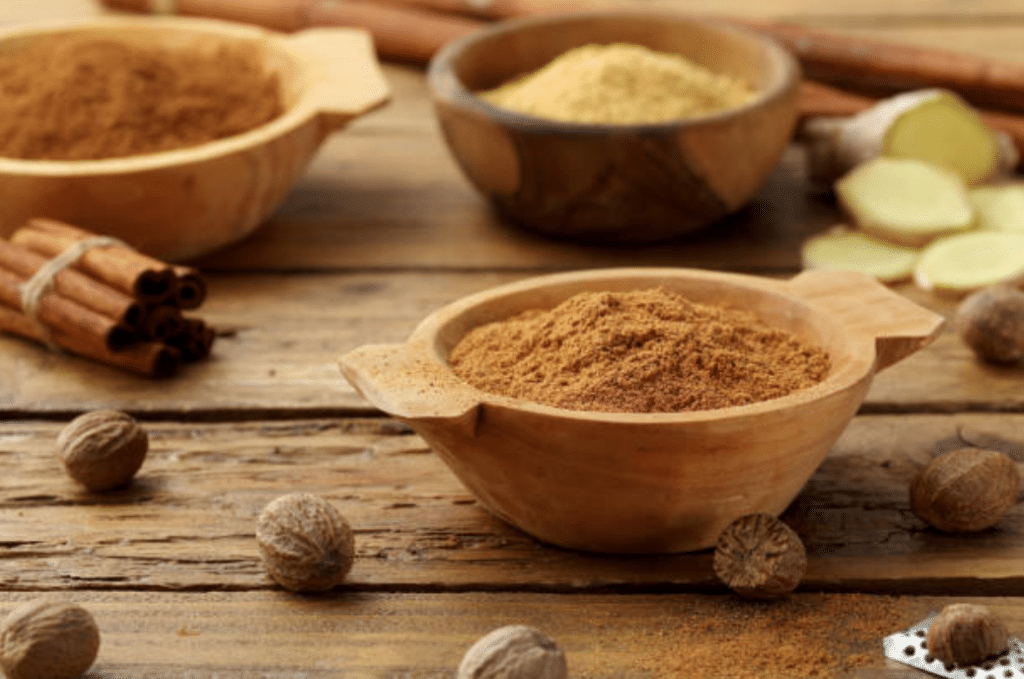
[836,157,975,247]
[915,231,1024,297]
[801,89,1016,185]
[970,183,1024,233]
[801,227,919,283]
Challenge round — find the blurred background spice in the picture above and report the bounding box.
[478,43,756,124]
[0,35,282,160]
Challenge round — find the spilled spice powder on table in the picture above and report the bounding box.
[0,35,282,160]
[448,288,830,413]
[575,593,912,679]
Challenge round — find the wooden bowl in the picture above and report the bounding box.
[340,268,944,554]
[0,17,390,261]
[427,11,800,244]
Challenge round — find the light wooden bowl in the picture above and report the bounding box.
[341,268,944,554]
[427,11,800,244]
[0,17,390,261]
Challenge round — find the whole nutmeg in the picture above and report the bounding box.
[56,410,148,492]
[712,513,807,599]
[256,493,355,592]
[926,603,1009,667]
[457,625,568,679]
[955,286,1024,364]
[910,447,1020,532]
[0,599,100,679]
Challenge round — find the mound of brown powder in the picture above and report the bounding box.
[0,36,283,160]
[448,288,830,413]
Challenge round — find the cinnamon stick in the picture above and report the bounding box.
[102,0,483,64]
[172,265,208,310]
[799,80,1024,165]
[11,219,176,303]
[166,317,216,362]
[0,239,144,330]
[739,18,1024,115]
[0,267,136,352]
[0,301,181,378]
[141,304,186,341]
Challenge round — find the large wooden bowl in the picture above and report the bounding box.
[427,12,800,244]
[0,17,390,261]
[341,268,944,554]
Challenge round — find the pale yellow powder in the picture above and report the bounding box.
[478,43,757,125]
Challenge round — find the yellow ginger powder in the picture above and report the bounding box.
[478,43,757,125]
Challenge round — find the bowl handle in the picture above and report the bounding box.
[339,342,481,423]
[783,270,946,371]
[282,28,391,132]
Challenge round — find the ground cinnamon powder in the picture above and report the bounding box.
[448,288,830,413]
[0,36,283,160]
[575,593,911,678]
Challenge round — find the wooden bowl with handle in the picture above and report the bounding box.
[427,11,800,244]
[340,268,944,554]
[0,16,390,261]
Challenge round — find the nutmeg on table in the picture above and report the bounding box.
[0,218,214,378]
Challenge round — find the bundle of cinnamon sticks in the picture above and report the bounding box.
[0,219,214,378]
[103,0,1024,160]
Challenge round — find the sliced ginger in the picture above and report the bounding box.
[969,183,1024,233]
[801,227,919,283]
[914,231,1024,296]
[801,89,1010,185]
[836,157,975,247]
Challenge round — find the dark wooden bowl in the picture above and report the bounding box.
[427,11,801,244]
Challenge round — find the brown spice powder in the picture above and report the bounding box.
[449,288,830,413]
[577,593,912,679]
[0,36,283,160]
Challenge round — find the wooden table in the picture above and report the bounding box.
[3,1,1024,677]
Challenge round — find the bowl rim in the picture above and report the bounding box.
[405,267,877,425]
[426,9,802,133]
[0,15,320,175]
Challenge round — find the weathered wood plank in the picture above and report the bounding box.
[3,414,1023,593]
[0,271,1020,415]
[0,590,984,678]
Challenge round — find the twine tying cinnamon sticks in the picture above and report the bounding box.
[0,218,215,377]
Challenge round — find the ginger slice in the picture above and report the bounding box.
[914,231,1024,296]
[801,88,1010,185]
[801,227,919,283]
[970,183,1024,233]
[836,157,975,247]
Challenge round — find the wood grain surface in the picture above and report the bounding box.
[4,1,1024,678]
[0,590,974,678]
[3,414,1024,593]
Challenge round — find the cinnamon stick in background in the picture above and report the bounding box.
[0,239,144,330]
[0,267,136,352]
[740,19,1024,116]
[102,0,483,64]
[11,218,177,303]
[0,301,181,378]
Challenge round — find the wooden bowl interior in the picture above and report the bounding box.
[448,13,787,110]
[431,276,864,398]
[0,22,305,135]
